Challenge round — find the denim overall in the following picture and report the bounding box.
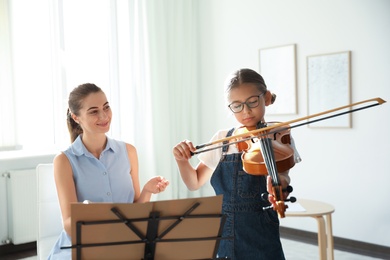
[210,128,285,260]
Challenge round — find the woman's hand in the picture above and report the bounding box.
[173,140,196,161]
[144,176,170,194]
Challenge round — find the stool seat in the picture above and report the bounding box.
[285,199,335,260]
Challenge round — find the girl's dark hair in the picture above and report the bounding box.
[225,68,276,104]
[67,83,102,143]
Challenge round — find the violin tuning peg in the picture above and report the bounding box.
[261,192,269,202]
[282,185,293,193]
[285,196,297,203]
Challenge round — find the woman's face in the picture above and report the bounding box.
[227,83,266,128]
[72,91,112,135]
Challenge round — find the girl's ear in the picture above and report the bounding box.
[264,90,272,106]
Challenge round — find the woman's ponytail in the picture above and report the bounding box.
[66,108,83,143]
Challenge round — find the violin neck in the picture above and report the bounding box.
[259,137,281,187]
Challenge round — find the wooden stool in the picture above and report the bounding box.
[285,199,335,260]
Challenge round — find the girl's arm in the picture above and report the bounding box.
[173,140,213,191]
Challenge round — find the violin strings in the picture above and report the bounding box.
[259,136,282,201]
[259,138,277,182]
[258,122,279,187]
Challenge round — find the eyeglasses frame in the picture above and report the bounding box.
[228,92,265,113]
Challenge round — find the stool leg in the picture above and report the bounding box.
[325,214,334,260]
[314,216,327,260]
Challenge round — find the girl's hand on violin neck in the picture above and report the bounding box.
[278,173,290,190]
[173,140,196,161]
[145,176,169,194]
[266,175,291,207]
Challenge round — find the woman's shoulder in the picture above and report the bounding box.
[111,138,137,155]
[53,152,69,165]
[124,142,137,153]
[106,137,136,152]
[52,152,72,177]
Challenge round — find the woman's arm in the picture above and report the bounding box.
[126,143,141,201]
[53,153,77,236]
[126,143,169,203]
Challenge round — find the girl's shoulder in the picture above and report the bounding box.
[211,127,237,141]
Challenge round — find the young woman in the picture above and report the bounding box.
[172,68,301,259]
[48,83,169,259]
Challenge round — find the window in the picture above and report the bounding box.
[0,0,121,152]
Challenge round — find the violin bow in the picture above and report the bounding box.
[193,97,386,154]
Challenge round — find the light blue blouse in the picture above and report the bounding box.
[47,135,135,259]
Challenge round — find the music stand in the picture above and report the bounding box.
[64,195,229,260]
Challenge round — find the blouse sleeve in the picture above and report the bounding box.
[290,136,302,163]
[197,130,227,171]
[279,135,301,184]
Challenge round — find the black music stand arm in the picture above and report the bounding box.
[158,202,200,239]
[111,207,145,240]
[144,212,159,260]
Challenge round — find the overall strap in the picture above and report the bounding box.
[222,128,235,154]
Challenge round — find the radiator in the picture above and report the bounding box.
[6,169,37,245]
[0,174,8,244]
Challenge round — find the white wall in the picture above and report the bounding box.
[0,152,55,246]
[197,0,390,247]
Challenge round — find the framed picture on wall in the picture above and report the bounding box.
[259,44,297,115]
[307,51,351,128]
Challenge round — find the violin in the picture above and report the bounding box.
[191,97,386,218]
[234,123,295,175]
[234,121,294,218]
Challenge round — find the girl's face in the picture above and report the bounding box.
[72,91,112,135]
[227,83,267,128]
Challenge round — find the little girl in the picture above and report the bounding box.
[173,68,301,259]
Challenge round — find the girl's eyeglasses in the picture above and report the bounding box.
[228,93,265,113]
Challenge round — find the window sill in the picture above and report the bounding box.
[0,149,58,161]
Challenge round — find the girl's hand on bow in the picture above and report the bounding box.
[173,140,196,161]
